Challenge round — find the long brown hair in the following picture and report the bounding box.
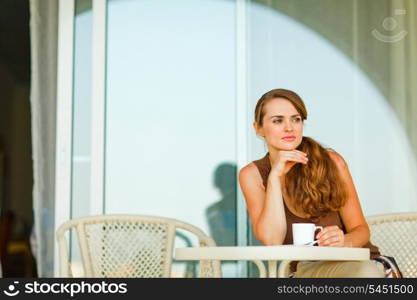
[255,88,348,217]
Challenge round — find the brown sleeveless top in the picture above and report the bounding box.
[252,153,380,261]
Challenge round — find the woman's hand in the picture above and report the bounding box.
[316,225,346,247]
[271,150,308,177]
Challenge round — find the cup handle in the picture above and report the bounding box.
[314,226,323,243]
[314,226,323,233]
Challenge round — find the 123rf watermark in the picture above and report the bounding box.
[372,9,407,43]
[2,280,127,297]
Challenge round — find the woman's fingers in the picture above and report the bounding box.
[282,151,308,164]
[294,151,308,164]
[316,225,339,238]
[272,150,308,175]
[320,237,335,246]
[294,150,308,157]
[317,226,344,247]
[321,237,342,247]
[291,150,308,162]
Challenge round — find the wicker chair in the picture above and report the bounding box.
[56,214,222,278]
[366,212,417,278]
[277,211,417,278]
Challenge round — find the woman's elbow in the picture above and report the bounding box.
[254,227,286,246]
[261,238,283,246]
[363,223,371,241]
[259,235,284,246]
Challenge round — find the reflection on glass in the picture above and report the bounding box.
[206,163,237,246]
[105,0,238,277]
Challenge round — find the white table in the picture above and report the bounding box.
[175,245,370,277]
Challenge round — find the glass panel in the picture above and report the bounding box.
[105,0,238,277]
[247,0,417,275]
[71,0,93,277]
[248,0,417,222]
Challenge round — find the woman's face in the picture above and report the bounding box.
[255,98,304,151]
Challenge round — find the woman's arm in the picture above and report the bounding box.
[239,164,287,245]
[239,150,308,245]
[317,151,370,247]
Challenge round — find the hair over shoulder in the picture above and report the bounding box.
[287,136,348,217]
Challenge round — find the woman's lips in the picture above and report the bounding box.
[282,136,296,142]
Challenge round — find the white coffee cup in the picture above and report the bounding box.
[292,223,323,246]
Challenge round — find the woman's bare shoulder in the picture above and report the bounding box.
[239,162,264,188]
[239,162,258,177]
[327,149,348,169]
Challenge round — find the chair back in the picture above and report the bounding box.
[56,214,222,278]
[366,212,417,278]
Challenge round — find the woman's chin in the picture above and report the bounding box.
[277,144,296,151]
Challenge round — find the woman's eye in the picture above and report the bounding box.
[273,119,283,124]
[293,117,302,122]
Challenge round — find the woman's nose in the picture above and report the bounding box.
[284,121,294,131]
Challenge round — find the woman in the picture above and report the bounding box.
[239,88,400,278]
